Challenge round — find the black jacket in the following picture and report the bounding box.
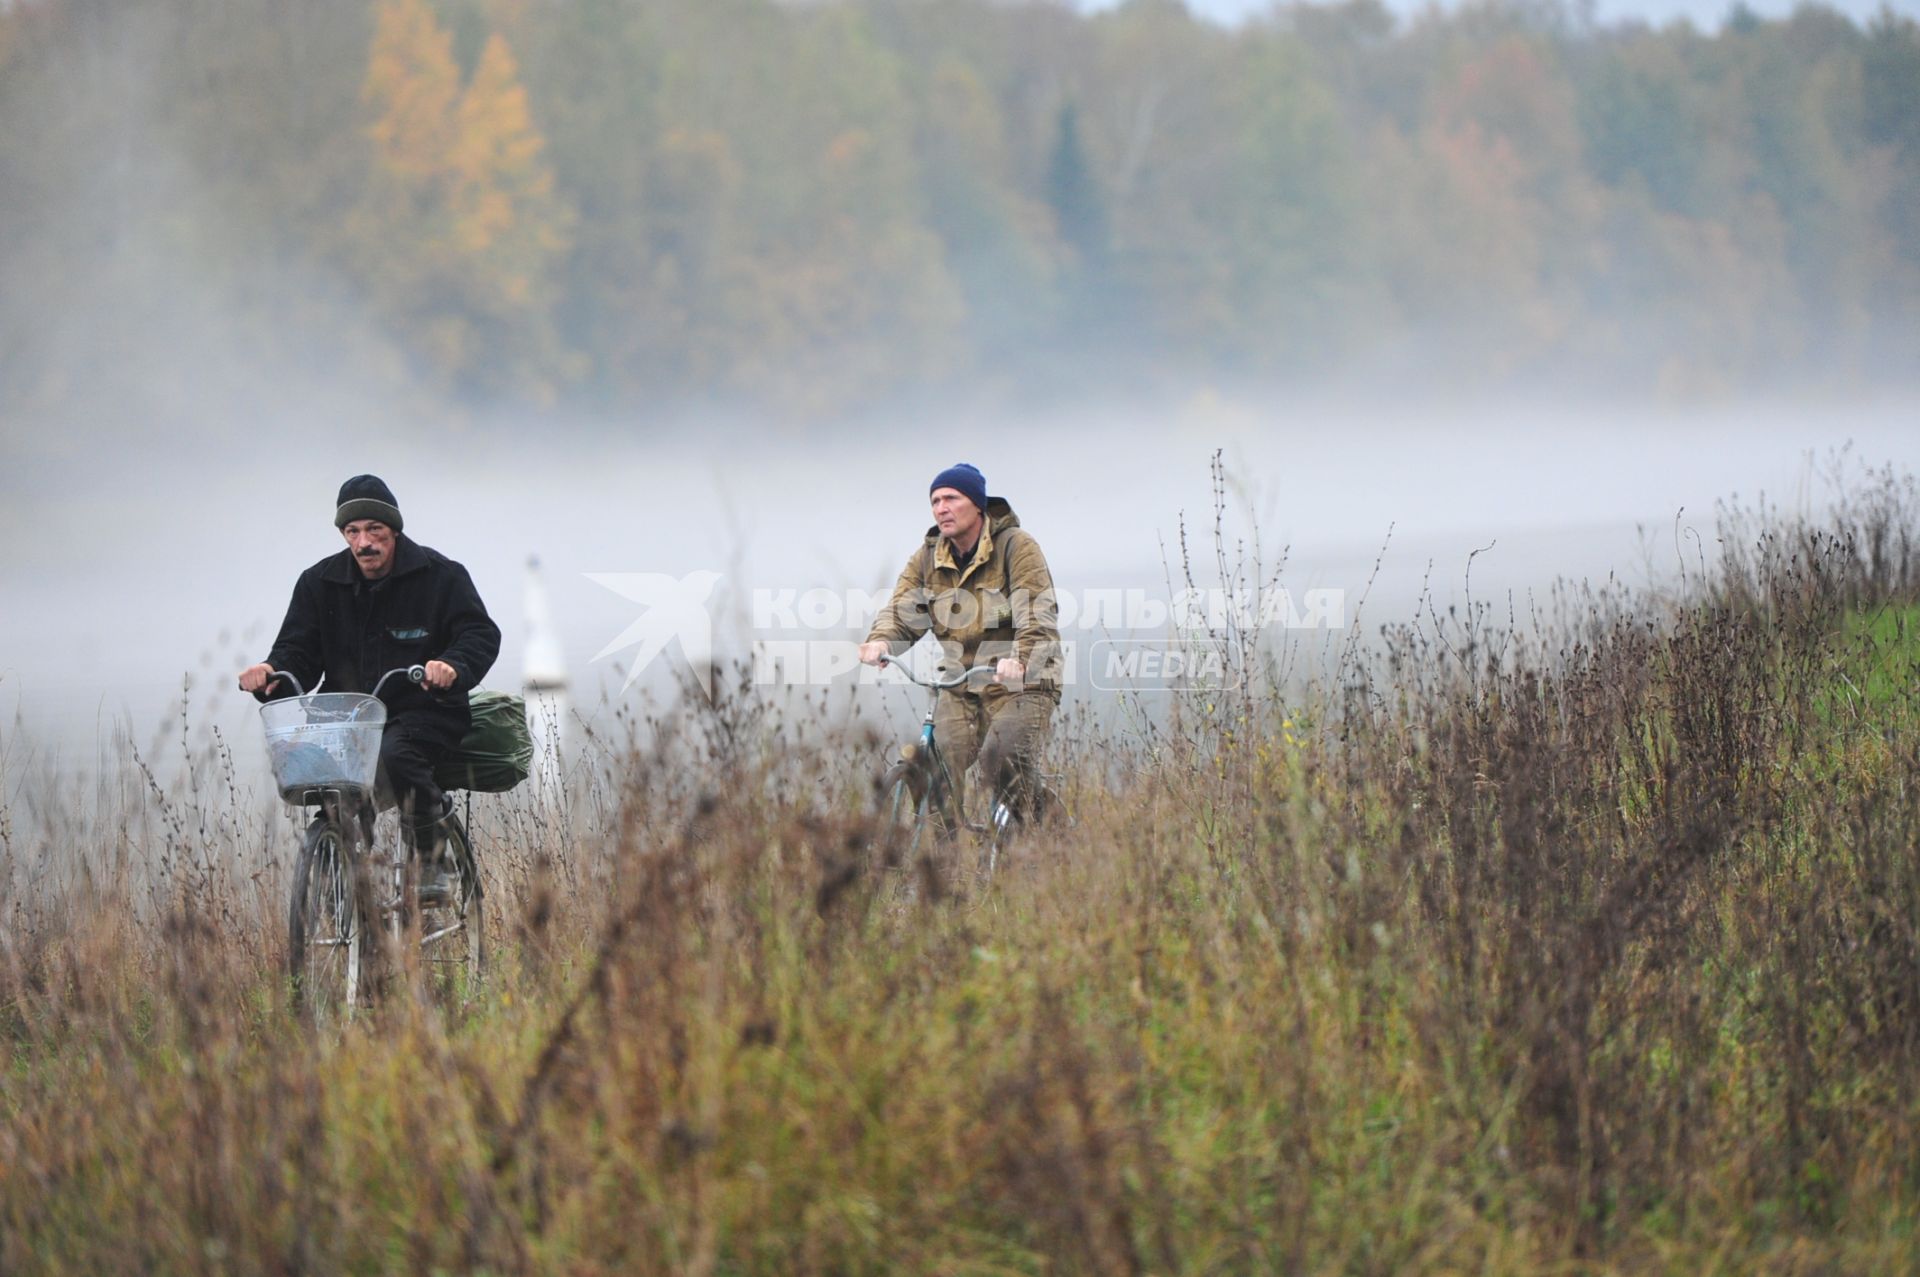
[256,535,501,740]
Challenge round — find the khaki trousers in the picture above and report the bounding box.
[932,688,1055,822]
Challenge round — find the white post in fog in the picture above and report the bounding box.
[523,554,569,805]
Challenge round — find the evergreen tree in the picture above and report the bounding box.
[1863,13,1920,157]
[1861,13,1920,298]
[1045,102,1108,267]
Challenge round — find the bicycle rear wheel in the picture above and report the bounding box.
[420,807,485,1001]
[288,815,374,1026]
[972,775,1070,894]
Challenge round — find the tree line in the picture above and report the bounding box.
[2,0,1916,420]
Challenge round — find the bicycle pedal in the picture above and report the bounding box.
[417,874,457,908]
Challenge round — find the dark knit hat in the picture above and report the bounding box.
[334,475,403,533]
[929,463,988,513]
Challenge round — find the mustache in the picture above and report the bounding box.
[357,547,382,557]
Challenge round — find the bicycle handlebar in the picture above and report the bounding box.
[370,665,429,699]
[262,665,427,700]
[877,653,1004,690]
[263,669,306,697]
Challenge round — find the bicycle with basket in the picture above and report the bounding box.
[259,664,529,1023]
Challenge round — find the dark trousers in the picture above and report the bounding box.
[375,715,454,859]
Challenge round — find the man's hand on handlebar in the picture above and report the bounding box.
[864,646,1027,687]
[240,661,453,693]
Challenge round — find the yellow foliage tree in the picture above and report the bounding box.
[356,0,572,398]
[363,0,459,188]
[449,34,568,307]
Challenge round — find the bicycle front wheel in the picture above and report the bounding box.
[288,815,373,1026]
[875,761,931,871]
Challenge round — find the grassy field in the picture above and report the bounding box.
[5,469,1920,1273]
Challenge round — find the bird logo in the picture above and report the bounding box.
[586,571,724,699]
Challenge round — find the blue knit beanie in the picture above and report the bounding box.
[929,463,988,513]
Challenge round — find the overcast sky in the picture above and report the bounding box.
[1086,0,1918,29]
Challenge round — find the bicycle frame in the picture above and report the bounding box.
[882,652,997,778]
[875,654,1020,875]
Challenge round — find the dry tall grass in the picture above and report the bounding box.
[4,465,1920,1273]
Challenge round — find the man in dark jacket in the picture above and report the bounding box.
[239,475,501,871]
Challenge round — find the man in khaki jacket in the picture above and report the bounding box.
[859,463,1062,823]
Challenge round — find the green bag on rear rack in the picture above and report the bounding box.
[433,689,533,793]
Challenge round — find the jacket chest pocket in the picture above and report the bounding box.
[929,592,1011,635]
[388,626,430,644]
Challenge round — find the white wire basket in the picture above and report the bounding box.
[260,693,386,802]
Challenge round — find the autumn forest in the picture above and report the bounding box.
[2,0,1917,422]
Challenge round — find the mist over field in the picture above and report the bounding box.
[4,398,1919,775]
